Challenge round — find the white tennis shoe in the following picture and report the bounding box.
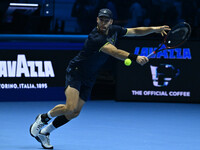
[35,133,53,149]
[30,114,46,137]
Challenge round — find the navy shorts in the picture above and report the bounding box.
[65,67,96,101]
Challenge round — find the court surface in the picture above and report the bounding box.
[0,100,200,150]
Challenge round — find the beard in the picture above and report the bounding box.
[97,24,110,34]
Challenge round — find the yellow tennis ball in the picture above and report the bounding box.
[124,58,132,66]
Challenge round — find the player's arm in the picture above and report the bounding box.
[125,26,171,37]
[100,43,148,66]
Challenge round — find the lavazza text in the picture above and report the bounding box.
[0,54,55,77]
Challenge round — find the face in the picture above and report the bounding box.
[97,16,113,33]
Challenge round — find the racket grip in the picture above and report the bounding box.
[147,51,155,58]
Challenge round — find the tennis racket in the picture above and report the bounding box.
[147,22,191,58]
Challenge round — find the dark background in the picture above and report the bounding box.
[0,0,200,38]
[0,0,200,102]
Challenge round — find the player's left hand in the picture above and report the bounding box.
[154,25,171,36]
[136,56,149,66]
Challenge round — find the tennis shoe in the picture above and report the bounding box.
[30,114,47,137]
[35,132,53,149]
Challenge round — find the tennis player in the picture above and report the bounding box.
[30,8,170,149]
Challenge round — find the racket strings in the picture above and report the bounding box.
[165,23,191,48]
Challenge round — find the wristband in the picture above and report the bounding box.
[128,53,138,62]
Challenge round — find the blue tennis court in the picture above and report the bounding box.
[0,100,199,150]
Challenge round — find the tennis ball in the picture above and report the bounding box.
[124,58,132,66]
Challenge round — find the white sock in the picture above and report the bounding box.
[40,122,56,134]
[47,111,53,119]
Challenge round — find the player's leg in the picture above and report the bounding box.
[30,85,80,137]
[64,97,85,120]
[36,96,85,149]
[35,83,91,149]
[48,85,81,117]
[40,97,85,135]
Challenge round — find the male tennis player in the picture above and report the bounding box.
[30,8,170,149]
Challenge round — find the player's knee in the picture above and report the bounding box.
[64,110,80,120]
[63,104,77,114]
[72,111,81,118]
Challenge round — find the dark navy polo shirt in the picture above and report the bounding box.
[67,25,127,79]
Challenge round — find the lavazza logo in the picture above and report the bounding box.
[131,47,191,97]
[0,54,55,89]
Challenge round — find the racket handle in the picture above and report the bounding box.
[147,51,155,58]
